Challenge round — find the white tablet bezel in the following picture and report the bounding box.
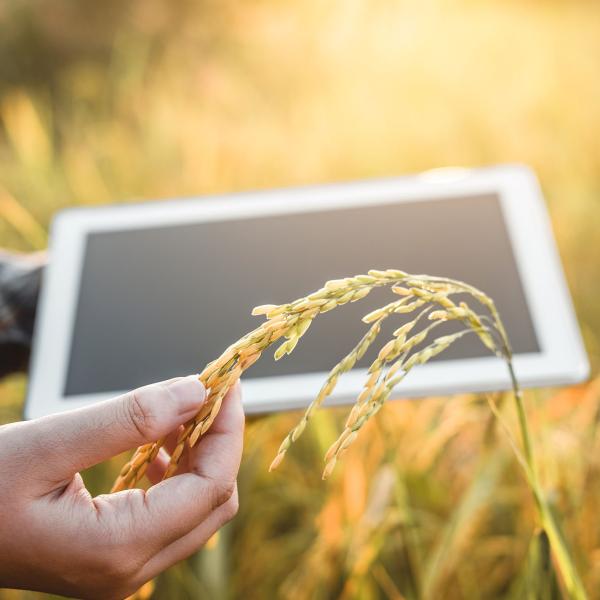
[25,164,589,419]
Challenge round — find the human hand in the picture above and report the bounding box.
[0,375,244,599]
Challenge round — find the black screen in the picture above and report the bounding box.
[65,194,539,395]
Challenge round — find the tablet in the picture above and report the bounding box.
[25,165,589,419]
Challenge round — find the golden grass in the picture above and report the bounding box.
[233,382,600,599]
[0,185,46,250]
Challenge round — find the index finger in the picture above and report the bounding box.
[139,382,245,547]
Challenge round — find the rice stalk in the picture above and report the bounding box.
[111,268,586,599]
[113,269,407,491]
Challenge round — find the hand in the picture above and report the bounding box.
[0,375,244,599]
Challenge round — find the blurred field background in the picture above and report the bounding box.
[1,0,600,598]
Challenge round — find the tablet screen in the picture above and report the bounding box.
[64,194,539,396]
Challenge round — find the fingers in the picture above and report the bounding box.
[187,380,245,483]
[127,382,244,550]
[20,376,206,484]
[138,487,239,582]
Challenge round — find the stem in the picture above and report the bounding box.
[506,360,587,600]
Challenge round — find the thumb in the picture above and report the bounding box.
[22,375,206,482]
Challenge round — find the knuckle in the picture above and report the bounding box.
[123,389,157,440]
[221,493,239,523]
[209,477,236,510]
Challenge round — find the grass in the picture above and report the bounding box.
[1,0,600,598]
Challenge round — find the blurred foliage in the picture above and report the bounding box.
[1,0,600,598]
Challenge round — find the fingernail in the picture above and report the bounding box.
[167,375,206,413]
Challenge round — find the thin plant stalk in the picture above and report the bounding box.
[110,268,586,599]
[505,360,586,600]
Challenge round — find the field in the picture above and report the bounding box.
[1,1,600,598]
